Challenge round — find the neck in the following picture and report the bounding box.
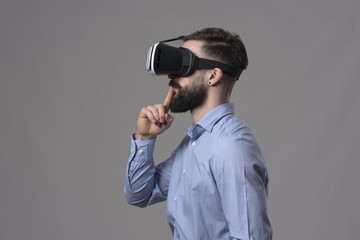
[190,79,233,123]
[190,97,229,123]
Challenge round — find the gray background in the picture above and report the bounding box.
[1,0,359,239]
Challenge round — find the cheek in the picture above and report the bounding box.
[178,79,194,90]
[177,78,186,87]
[173,88,180,96]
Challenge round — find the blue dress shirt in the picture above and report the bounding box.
[125,103,272,240]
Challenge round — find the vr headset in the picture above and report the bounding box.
[146,36,243,80]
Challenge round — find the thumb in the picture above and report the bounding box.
[165,113,174,123]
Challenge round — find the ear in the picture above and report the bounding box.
[207,68,223,86]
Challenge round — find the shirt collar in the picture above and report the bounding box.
[187,103,235,139]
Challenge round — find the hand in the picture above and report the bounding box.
[136,87,175,140]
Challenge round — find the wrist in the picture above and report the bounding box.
[136,133,156,141]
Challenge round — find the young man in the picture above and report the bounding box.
[124,28,272,240]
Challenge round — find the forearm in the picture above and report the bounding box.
[124,134,157,208]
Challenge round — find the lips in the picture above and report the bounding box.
[169,79,181,89]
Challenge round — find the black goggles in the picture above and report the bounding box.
[146,36,243,79]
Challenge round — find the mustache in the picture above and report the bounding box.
[169,79,181,89]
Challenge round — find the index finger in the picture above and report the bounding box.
[163,86,174,111]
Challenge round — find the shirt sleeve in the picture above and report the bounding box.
[213,133,272,240]
[124,133,174,208]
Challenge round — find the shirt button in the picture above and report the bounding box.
[183,169,186,174]
[173,223,176,228]
[174,196,177,201]
[192,141,196,146]
[131,148,135,153]
[139,149,143,153]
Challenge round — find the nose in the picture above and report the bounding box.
[168,74,177,80]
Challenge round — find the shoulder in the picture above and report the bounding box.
[211,114,266,169]
[212,113,255,142]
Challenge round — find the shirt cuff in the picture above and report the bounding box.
[129,132,156,161]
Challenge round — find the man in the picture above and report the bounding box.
[124,28,272,240]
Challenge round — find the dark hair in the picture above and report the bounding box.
[181,27,248,71]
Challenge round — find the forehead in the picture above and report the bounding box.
[181,40,205,58]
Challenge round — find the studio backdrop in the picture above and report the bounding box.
[1,0,359,239]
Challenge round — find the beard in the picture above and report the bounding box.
[168,73,207,113]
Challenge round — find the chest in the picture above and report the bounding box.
[167,135,219,203]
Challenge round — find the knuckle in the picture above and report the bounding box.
[156,103,165,109]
